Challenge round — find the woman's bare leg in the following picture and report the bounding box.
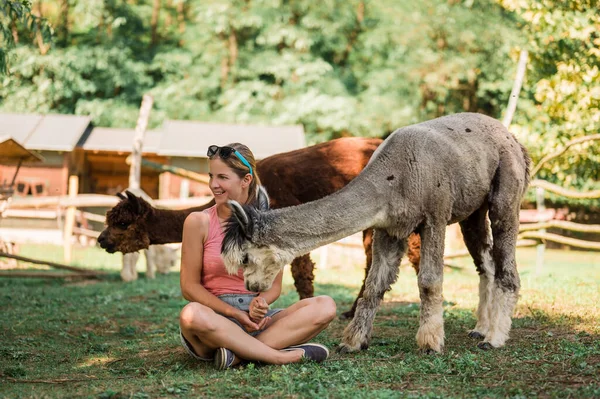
[256,296,337,349]
[179,302,303,365]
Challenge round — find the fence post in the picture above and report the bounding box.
[63,175,79,263]
[180,179,190,199]
[503,50,528,128]
[122,94,154,281]
[129,94,154,191]
[535,186,546,275]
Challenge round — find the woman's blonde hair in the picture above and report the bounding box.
[209,142,262,205]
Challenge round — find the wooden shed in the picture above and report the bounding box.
[80,127,165,199]
[1,112,307,200]
[0,113,92,197]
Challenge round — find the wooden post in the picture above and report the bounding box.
[180,179,190,199]
[129,94,154,190]
[123,94,154,281]
[503,49,528,128]
[535,186,546,275]
[159,170,171,199]
[63,175,79,263]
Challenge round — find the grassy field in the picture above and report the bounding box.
[1,244,599,398]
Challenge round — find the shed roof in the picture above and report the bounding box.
[0,113,43,144]
[25,114,92,151]
[81,127,162,153]
[0,113,307,159]
[158,120,306,159]
[0,136,44,164]
[0,113,92,151]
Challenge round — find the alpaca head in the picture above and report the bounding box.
[221,187,295,292]
[98,191,152,253]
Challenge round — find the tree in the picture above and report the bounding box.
[0,0,526,144]
[498,0,600,205]
[0,0,52,73]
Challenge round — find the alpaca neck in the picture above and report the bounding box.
[266,177,386,256]
[146,203,213,244]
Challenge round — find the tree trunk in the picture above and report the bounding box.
[151,0,162,46]
[220,51,230,89]
[34,1,49,55]
[177,0,186,46]
[339,1,364,65]
[165,0,173,27]
[58,0,69,46]
[228,29,238,68]
[357,1,364,23]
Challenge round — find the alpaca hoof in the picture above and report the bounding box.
[340,310,355,320]
[416,326,444,354]
[337,342,361,354]
[477,342,494,351]
[422,348,439,355]
[468,331,485,340]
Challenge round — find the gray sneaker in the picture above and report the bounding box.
[282,343,329,362]
[214,347,236,370]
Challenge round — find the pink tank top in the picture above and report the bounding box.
[201,206,254,296]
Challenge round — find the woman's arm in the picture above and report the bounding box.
[249,270,284,321]
[257,270,284,305]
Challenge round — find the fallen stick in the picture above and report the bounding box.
[0,252,105,275]
[0,271,99,279]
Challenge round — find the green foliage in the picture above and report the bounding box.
[2,0,599,207]
[0,0,52,74]
[1,0,522,143]
[498,0,600,203]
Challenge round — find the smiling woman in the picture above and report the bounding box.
[177,142,336,370]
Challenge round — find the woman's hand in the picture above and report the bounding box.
[249,296,269,322]
[233,309,261,332]
[256,315,272,330]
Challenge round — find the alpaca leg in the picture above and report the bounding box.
[339,229,407,353]
[156,245,177,274]
[481,192,521,350]
[145,247,156,279]
[290,254,315,299]
[416,222,446,353]
[121,252,139,282]
[341,229,373,319]
[155,246,169,274]
[459,206,494,340]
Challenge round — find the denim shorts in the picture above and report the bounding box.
[180,293,284,361]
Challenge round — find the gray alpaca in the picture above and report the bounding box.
[221,113,531,353]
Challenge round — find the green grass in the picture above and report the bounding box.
[1,245,599,398]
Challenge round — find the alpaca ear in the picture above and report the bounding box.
[116,192,127,201]
[256,186,270,211]
[125,190,142,214]
[228,200,250,235]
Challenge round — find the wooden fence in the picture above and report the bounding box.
[1,190,212,261]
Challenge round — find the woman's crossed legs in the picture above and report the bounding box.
[179,295,336,366]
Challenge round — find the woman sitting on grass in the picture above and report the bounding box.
[179,143,337,370]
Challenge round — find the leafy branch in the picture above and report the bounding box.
[0,0,53,74]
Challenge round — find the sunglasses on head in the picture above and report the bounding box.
[207,145,253,176]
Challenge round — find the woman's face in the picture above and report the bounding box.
[208,158,250,205]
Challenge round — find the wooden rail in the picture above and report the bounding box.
[7,194,212,210]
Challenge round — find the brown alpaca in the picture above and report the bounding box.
[98,137,421,318]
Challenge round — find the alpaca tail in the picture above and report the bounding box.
[519,141,532,198]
